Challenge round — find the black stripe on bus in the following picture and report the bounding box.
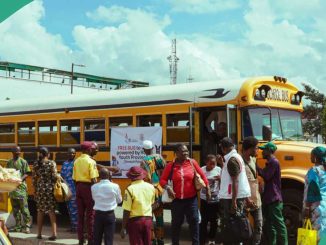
[0,99,190,116]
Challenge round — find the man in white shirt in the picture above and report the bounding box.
[91,168,122,245]
[218,137,251,245]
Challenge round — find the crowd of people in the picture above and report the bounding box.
[3,137,326,245]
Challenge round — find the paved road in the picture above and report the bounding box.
[8,207,192,245]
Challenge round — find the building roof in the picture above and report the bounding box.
[0,61,149,89]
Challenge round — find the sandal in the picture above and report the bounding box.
[36,235,42,239]
[9,227,21,232]
[48,236,57,241]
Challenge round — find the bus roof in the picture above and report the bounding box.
[0,76,302,116]
[0,78,244,115]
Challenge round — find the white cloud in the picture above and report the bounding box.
[241,0,325,90]
[0,0,326,94]
[72,5,235,84]
[0,0,71,69]
[168,0,241,14]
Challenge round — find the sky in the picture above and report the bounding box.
[1,0,326,92]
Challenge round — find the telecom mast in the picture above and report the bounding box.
[167,39,179,85]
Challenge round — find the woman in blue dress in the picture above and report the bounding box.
[60,148,78,232]
[304,146,326,243]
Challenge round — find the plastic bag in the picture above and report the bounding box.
[162,180,173,203]
[297,219,317,245]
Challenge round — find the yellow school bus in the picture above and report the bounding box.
[0,76,320,237]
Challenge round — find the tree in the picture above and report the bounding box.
[322,107,326,142]
[302,83,326,142]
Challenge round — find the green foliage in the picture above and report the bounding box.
[302,83,326,141]
[322,107,326,142]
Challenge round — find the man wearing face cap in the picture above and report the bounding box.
[73,141,99,245]
[140,140,166,245]
[120,166,155,245]
[256,142,287,245]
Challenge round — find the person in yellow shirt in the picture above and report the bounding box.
[72,141,99,245]
[120,166,155,245]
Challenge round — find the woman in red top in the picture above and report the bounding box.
[160,144,210,245]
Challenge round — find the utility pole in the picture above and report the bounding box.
[167,39,179,85]
[71,63,85,94]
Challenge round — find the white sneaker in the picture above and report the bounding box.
[208,241,215,245]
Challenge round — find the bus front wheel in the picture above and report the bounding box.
[282,188,303,242]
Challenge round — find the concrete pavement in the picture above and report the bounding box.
[7,207,192,245]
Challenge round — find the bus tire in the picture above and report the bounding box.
[282,188,303,242]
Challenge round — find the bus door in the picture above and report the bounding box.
[199,105,237,164]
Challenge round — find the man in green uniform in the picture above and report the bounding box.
[140,140,166,245]
[7,146,31,233]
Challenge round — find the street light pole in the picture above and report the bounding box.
[71,63,74,94]
[71,63,85,95]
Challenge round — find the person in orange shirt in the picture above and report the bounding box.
[73,141,99,245]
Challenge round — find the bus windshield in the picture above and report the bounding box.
[242,107,304,141]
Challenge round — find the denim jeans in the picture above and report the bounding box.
[171,196,199,245]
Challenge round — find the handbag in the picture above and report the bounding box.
[189,159,206,191]
[297,219,317,245]
[54,176,72,202]
[162,163,174,203]
[222,213,253,243]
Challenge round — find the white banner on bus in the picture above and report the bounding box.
[110,127,162,178]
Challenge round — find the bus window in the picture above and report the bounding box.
[243,108,282,140]
[166,114,190,143]
[137,115,162,127]
[229,109,237,144]
[60,120,80,145]
[38,121,57,146]
[279,110,304,140]
[242,110,253,138]
[109,117,133,127]
[201,110,227,157]
[0,123,15,145]
[18,122,35,146]
[109,117,133,144]
[84,118,105,144]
